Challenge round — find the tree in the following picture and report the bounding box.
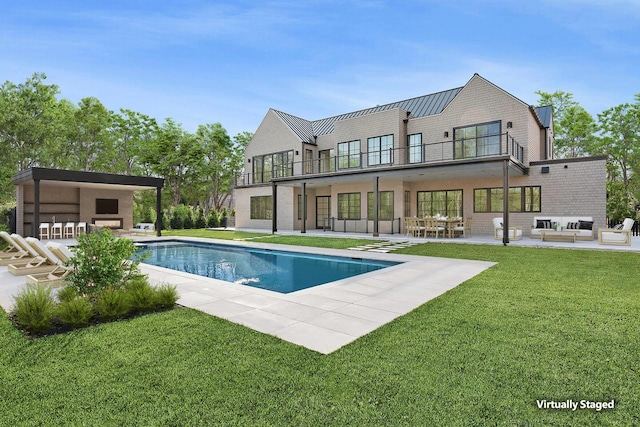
[593,95,640,218]
[0,73,60,171]
[67,97,114,171]
[535,90,592,158]
[195,123,234,211]
[141,119,204,206]
[110,109,158,175]
[558,105,597,158]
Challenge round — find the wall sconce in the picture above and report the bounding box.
[541,166,549,174]
[507,121,513,129]
[247,159,251,163]
[295,150,299,155]
[444,131,449,138]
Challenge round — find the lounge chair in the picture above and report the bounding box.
[1,231,21,253]
[7,237,61,276]
[0,233,39,265]
[598,218,635,246]
[26,242,75,286]
[493,218,522,240]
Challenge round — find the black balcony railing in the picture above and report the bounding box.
[236,132,524,186]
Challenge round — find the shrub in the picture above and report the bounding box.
[13,284,56,334]
[66,228,146,296]
[207,209,222,228]
[57,285,78,303]
[126,277,157,312]
[195,207,206,229]
[57,296,94,328]
[154,283,179,309]
[170,209,183,229]
[95,287,131,321]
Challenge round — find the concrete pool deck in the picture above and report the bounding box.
[0,236,494,354]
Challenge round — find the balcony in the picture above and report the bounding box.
[236,132,524,186]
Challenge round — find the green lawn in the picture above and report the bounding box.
[1,235,638,426]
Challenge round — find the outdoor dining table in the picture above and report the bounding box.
[420,217,464,238]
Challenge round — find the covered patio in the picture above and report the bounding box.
[12,168,164,238]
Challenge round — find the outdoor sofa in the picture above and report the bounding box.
[530,216,594,240]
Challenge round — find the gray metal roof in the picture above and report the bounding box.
[273,87,463,143]
[534,105,552,128]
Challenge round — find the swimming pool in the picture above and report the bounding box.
[137,240,400,294]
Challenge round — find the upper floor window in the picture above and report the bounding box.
[408,134,422,163]
[319,149,335,173]
[337,140,361,169]
[304,149,313,174]
[367,135,393,166]
[252,150,293,183]
[454,121,501,159]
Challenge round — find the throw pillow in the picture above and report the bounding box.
[613,223,623,230]
[567,222,579,230]
[578,220,594,230]
[536,219,552,229]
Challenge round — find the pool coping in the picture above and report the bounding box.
[138,236,496,354]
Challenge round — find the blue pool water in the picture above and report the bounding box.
[137,240,399,294]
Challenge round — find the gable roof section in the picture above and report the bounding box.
[534,105,553,128]
[272,87,462,143]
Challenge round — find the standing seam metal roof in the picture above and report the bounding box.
[273,87,463,144]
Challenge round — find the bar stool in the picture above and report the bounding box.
[39,223,50,240]
[63,222,75,238]
[51,222,63,239]
[76,222,87,235]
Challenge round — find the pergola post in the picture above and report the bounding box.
[156,186,162,237]
[33,179,40,238]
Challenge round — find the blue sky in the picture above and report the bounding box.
[2,0,639,138]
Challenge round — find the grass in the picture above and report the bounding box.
[1,234,639,425]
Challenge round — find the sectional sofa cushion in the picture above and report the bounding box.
[578,220,594,230]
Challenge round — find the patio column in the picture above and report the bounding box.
[373,176,379,237]
[502,159,509,246]
[272,181,277,234]
[156,186,162,237]
[33,179,40,238]
[301,182,306,234]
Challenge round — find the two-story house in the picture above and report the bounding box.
[235,74,606,240]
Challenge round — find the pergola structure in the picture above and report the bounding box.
[12,168,164,238]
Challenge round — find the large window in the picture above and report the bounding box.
[408,134,422,163]
[319,149,335,173]
[367,135,393,166]
[367,191,394,220]
[250,196,272,219]
[474,186,541,213]
[337,140,360,169]
[252,150,294,183]
[454,121,501,159]
[417,190,463,217]
[337,193,361,220]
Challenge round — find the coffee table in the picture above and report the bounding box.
[540,230,579,242]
